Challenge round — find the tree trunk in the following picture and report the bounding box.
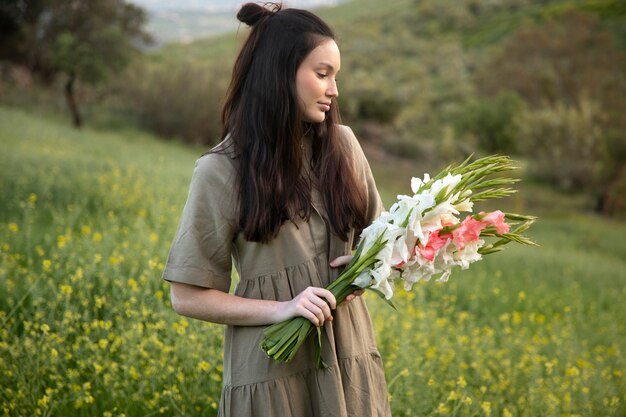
[64,73,82,128]
[596,164,626,215]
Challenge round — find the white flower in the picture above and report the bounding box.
[354,220,405,298]
[358,219,390,255]
[353,261,399,299]
[373,224,404,261]
[412,200,458,244]
[453,198,473,213]
[411,174,431,194]
[370,262,394,298]
[402,263,433,290]
[451,240,483,269]
[428,173,462,200]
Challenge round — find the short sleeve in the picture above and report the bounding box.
[162,153,238,292]
[339,125,384,224]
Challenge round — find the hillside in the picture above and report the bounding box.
[148,0,625,144]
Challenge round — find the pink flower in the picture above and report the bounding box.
[417,211,510,257]
[480,210,510,234]
[418,230,452,261]
[451,216,485,250]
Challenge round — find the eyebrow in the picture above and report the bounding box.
[318,62,339,72]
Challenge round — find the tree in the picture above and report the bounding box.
[455,91,523,154]
[475,10,626,131]
[1,0,151,127]
[474,10,626,216]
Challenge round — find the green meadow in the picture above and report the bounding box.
[0,106,624,416]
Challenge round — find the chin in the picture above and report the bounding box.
[306,113,326,124]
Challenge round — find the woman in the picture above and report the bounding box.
[163,3,391,416]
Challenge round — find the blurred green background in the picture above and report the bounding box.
[1,0,625,416]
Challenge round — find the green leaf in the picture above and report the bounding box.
[314,327,329,369]
[367,288,397,310]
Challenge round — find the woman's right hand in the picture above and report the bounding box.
[281,287,337,326]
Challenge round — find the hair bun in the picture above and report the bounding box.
[237,2,281,27]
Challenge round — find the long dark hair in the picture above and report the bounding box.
[221,2,367,243]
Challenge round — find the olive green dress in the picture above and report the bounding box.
[163,125,391,417]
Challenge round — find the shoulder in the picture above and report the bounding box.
[335,124,367,161]
[187,142,239,225]
[193,139,237,186]
[335,124,357,143]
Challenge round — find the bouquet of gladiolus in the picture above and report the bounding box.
[260,155,537,368]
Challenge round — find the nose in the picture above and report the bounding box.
[326,79,339,98]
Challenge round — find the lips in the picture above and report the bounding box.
[318,102,331,112]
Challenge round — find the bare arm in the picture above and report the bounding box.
[170,255,360,326]
[170,282,336,326]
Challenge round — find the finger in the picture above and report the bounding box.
[345,294,355,303]
[297,302,321,326]
[303,299,325,326]
[329,255,353,268]
[311,287,336,310]
[308,295,332,319]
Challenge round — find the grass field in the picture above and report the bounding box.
[1,106,624,416]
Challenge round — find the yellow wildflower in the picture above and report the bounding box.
[37,395,49,408]
[127,278,138,291]
[481,401,492,416]
[198,361,211,372]
[566,366,581,377]
[95,296,106,309]
[129,366,140,380]
[60,285,72,296]
[436,403,450,414]
[447,391,459,401]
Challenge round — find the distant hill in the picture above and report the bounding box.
[131,0,347,46]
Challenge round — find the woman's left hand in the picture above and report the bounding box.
[329,255,365,303]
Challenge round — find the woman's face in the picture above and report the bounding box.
[295,39,340,124]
